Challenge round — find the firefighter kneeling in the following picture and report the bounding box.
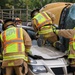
[31,9,65,52]
[1,19,32,75]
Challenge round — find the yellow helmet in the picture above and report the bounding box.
[15,18,20,20]
[15,18,22,21]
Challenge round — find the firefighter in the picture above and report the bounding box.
[1,19,32,75]
[31,9,65,51]
[15,17,22,27]
[53,28,75,75]
[15,17,37,40]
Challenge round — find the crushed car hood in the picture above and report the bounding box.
[30,45,66,60]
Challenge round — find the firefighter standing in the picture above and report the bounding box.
[31,9,64,51]
[1,19,32,75]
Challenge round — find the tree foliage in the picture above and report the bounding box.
[0,0,75,21]
[0,0,75,9]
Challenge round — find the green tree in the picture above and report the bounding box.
[30,0,53,9]
[0,0,8,8]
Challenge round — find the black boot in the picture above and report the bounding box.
[53,41,65,52]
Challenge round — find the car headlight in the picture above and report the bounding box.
[28,57,37,64]
[29,65,47,74]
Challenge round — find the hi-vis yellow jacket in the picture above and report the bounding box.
[1,27,29,61]
[33,12,52,29]
[1,26,31,67]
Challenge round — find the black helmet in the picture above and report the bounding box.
[31,9,40,18]
[2,19,15,30]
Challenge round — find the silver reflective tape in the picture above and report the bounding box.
[5,40,23,45]
[17,28,21,38]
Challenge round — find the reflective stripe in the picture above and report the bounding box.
[70,38,75,41]
[38,26,53,34]
[68,54,75,58]
[3,55,28,61]
[26,48,30,52]
[41,25,51,29]
[33,12,52,29]
[8,62,14,66]
[69,41,74,44]
[42,12,49,19]
[4,40,23,46]
[17,28,22,51]
[38,20,52,28]
[69,35,75,49]
[17,28,21,38]
[38,28,53,34]
[3,40,23,52]
[18,43,21,51]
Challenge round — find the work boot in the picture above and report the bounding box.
[37,38,45,47]
[53,41,65,52]
[37,35,45,47]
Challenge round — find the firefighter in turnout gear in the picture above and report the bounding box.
[31,9,65,51]
[53,28,75,75]
[1,19,32,75]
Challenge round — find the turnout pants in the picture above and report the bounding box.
[5,62,28,75]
